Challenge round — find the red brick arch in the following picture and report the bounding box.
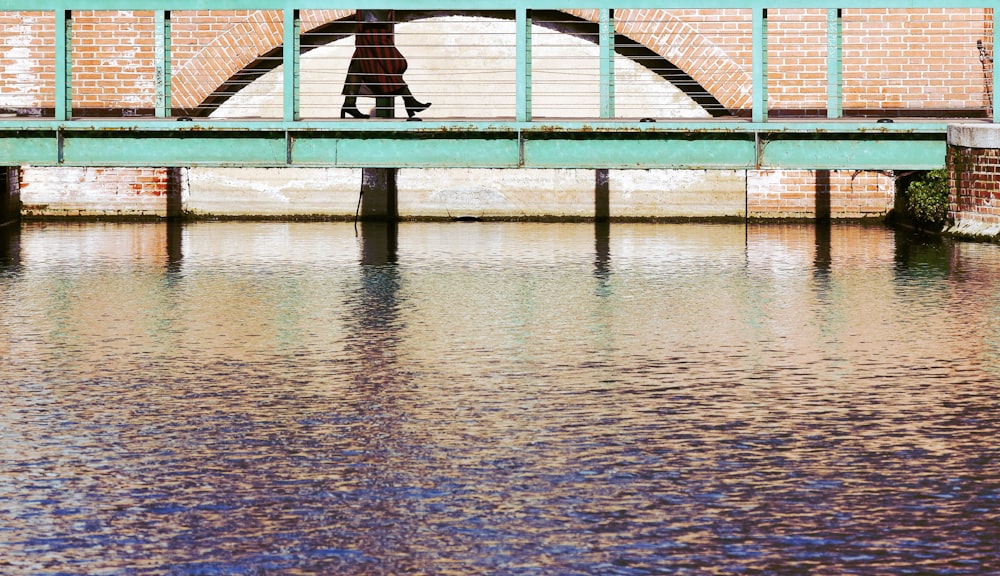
[170,10,352,111]
[567,8,752,110]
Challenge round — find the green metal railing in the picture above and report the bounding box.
[0,1,997,169]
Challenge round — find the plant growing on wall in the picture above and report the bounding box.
[905,169,949,230]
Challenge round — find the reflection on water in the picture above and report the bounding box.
[1,221,998,575]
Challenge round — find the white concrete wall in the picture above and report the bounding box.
[179,166,747,220]
[399,168,596,219]
[183,167,361,217]
[611,170,745,219]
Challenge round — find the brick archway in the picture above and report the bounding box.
[171,9,738,117]
[567,9,751,111]
[170,9,351,114]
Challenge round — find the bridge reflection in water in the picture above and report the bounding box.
[0,220,998,573]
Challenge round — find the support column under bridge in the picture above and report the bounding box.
[0,168,20,227]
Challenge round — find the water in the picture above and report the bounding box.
[0,221,997,575]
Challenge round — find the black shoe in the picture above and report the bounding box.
[340,106,369,119]
[404,99,431,119]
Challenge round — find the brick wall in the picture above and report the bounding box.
[19,167,171,218]
[748,169,895,219]
[948,145,1000,230]
[610,9,754,112]
[0,11,53,110]
[598,8,989,115]
[842,8,990,113]
[73,11,157,112]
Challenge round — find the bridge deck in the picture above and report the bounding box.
[0,116,968,170]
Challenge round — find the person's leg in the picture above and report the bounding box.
[399,86,431,120]
[340,59,369,118]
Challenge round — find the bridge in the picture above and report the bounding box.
[0,1,995,172]
[3,1,1000,227]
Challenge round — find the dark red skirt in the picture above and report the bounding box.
[351,22,408,96]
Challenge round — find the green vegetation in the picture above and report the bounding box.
[905,169,950,230]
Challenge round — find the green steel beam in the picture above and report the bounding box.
[283,9,300,122]
[752,8,767,123]
[155,11,172,118]
[0,123,949,170]
[600,9,615,119]
[759,134,944,170]
[827,9,842,119]
[311,137,522,168]
[516,8,532,123]
[0,131,59,165]
[523,134,756,169]
[55,10,71,122]
[59,132,289,166]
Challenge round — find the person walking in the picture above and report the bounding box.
[340,9,432,120]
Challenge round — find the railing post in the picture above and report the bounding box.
[994,7,999,121]
[600,9,615,119]
[155,10,172,118]
[516,8,532,122]
[827,8,842,119]
[283,8,300,122]
[752,7,768,123]
[55,10,72,121]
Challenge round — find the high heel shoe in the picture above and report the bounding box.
[404,98,431,120]
[340,106,369,119]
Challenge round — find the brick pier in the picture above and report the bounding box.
[947,124,1000,239]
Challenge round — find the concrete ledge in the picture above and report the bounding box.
[945,220,1000,241]
[947,123,1000,149]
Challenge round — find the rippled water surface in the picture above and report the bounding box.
[1,221,998,575]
